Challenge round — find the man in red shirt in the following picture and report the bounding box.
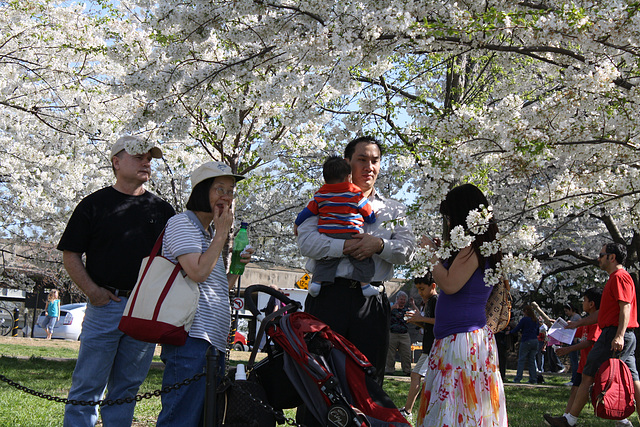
[545,243,640,427]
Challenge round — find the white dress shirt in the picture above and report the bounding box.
[297,189,416,282]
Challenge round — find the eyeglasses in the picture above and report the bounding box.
[212,187,235,197]
[598,253,609,259]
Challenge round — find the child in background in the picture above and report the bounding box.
[563,302,582,386]
[43,289,60,339]
[294,155,377,297]
[399,274,438,423]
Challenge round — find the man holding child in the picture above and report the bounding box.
[297,136,416,384]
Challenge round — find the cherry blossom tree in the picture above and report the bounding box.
[3,1,640,307]
[0,0,170,293]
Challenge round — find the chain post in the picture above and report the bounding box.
[12,308,19,337]
[203,346,218,427]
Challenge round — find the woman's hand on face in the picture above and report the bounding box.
[213,204,233,236]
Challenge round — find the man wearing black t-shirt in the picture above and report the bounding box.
[58,136,175,427]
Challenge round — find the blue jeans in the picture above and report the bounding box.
[536,340,545,372]
[569,347,580,383]
[157,336,225,427]
[44,315,57,333]
[514,338,538,383]
[63,298,156,427]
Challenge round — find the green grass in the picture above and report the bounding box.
[1,341,639,426]
[0,356,162,427]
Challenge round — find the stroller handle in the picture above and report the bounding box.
[243,284,302,317]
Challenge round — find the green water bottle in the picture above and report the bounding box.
[229,222,249,275]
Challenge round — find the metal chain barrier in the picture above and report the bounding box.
[0,372,204,406]
[1,296,307,425]
[1,370,306,426]
[0,297,237,408]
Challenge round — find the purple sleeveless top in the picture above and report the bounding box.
[434,262,493,339]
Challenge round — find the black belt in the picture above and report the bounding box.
[102,285,133,298]
[334,277,384,289]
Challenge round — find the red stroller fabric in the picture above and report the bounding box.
[267,311,410,426]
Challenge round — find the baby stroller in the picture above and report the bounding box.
[215,285,410,427]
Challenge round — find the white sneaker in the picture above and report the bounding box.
[615,419,633,427]
[399,408,413,423]
[308,282,321,297]
[361,283,380,297]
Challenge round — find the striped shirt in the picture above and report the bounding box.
[163,211,230,350]
[297,189,416,282]
[295,182,375,234]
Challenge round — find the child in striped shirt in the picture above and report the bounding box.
[294,155,378,297]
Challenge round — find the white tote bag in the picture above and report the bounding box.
[119,230,199,345]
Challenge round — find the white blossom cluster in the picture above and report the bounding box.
[123,138,156,156]
[487,255,543,289]
[411,206,542,288]
[466,205,493,235]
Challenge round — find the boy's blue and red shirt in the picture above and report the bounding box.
[295,182,376,234]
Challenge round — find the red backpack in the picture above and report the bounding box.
[591,357,636,420]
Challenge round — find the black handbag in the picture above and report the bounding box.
[216,367,281,427]
[252,344,304,410]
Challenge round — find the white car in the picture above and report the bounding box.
[33,303,87,340]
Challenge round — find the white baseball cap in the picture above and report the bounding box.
[190,161,245,187]
[110,136,162,159]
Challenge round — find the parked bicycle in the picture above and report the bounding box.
[0,305,14,336]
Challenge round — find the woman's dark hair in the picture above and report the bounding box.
[186,177,216,212]
[439,183,502,268]
[523,305,537,322]
[563,302,576,312]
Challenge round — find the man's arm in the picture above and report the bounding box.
[297,216,346,260]
[556,339,594,356]
[62,251,118,306]
[345,201,416,264]
[567,310,599,329]
[343,234,384,260]
[612,301,631,352]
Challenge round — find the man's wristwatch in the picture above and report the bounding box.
[377,238,385,254]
